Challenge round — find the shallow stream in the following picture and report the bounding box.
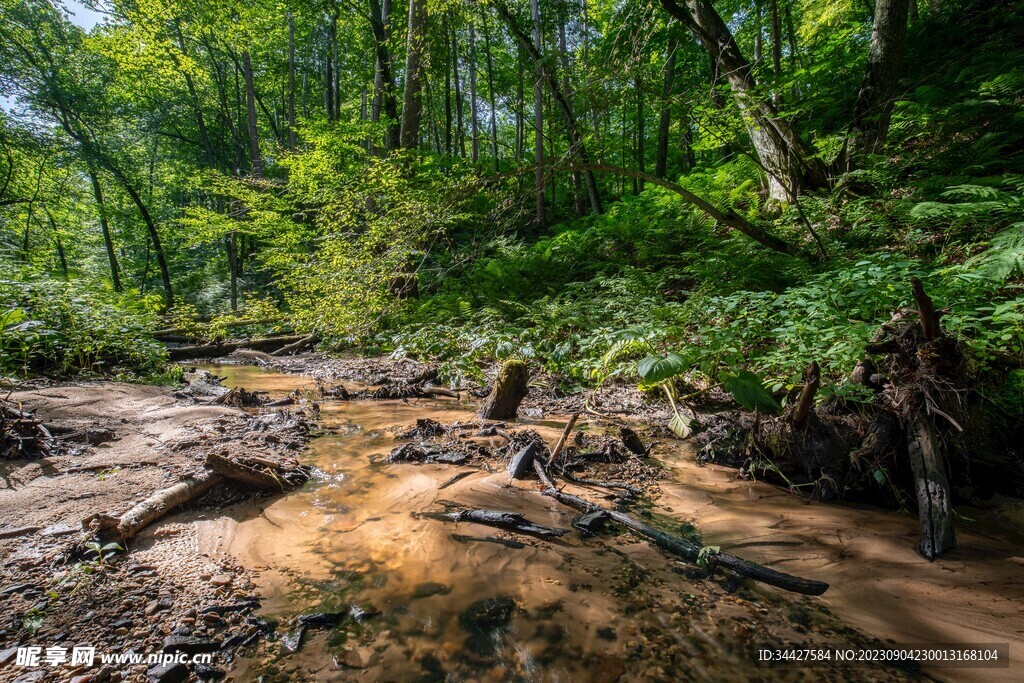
[192,365,1024,682]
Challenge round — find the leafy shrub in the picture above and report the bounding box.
[0,260,166,377]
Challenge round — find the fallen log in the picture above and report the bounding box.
[83,472,222,544]
[168,335,307,362]
[531,460,828,596]
[478,360,529,419]
[270,334,319,356]
[153,317,282,341]
[205,452,288,491]
[417,508,569,539]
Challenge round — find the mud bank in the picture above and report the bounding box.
[0,380,313,682]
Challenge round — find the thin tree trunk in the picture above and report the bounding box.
[110,167,173,308]
[400,0,428,148]
[681,110,696,171]
[467,21,481,162]
[227,232,238,311]
[87,164,122,293]
[241,50,262,177]
[483,14,500,172]
[515,45,525,162]
[656,32,677,179]
[288,12,297,149]
[174,24,215,169]
[444,16,453,155]
[530,0,546,224]
[634,73,644,195]
[754,0,763,63]
[494,0,602,215]
[558,21,585,216]
[452,25,466,157]
[845,0,911,166]
[369,0,400,151]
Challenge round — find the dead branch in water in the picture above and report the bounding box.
[530,459,829,596]
[417,507,569,539]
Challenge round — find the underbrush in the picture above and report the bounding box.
[0,260,168,378]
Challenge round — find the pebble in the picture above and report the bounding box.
[209,574,233,587]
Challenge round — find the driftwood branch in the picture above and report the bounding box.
[531,460,828,596]
[417,508,569,539]
[205,452,288,491]
[83,472,222,544]
[549,413,579,467]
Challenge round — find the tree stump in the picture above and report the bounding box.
[478,360,529,420]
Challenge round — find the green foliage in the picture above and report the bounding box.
[721,370,782,414]
[0,259,165,376]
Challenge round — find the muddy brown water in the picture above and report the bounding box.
[192,365,1024,682]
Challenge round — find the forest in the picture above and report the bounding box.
[1,0,1023,680]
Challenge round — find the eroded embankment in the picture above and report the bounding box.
[0,379,313,682]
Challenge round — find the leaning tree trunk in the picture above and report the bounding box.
[657,0,828,200]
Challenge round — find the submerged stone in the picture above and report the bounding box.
[458,596,515,634]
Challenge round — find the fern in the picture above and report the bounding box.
[965,222,1024,279]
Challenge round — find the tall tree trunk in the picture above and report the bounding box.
[467,20,481,162]
[241,50,262,178]
[769,0,782,77]
[657,0,828,200]
[754,0,763,63]
[174,24,215,169]
[400,0,428,149]
[558,21,585,216]
[110,167,173,308]
[494,0,602,215]
[444,16,453,155]
[680,110,696,171]
[656,32,677,179]
[87,163,122,293]
[452,25,467,157]
[634,72,644,195]
[845,0,910,166]
[483,14,500,172]
[369,0,400,151]
[515,45,525,162]
[325,15,336,121]
[227,232,238,311]
[785,1,801,70]
[530,0,546,224]
[288,11,297,149]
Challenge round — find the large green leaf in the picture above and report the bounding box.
[637,352,690,383]
[723,370,782,413]
[668,412,692,439]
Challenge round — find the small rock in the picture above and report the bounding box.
[411,582,451,599]
[161,636,221,654]
[209,574,233,587]
[145,662,188,683]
